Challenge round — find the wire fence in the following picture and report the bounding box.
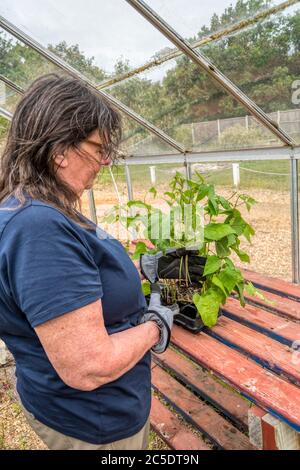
[129,108,300,155]
[239,167,290,176]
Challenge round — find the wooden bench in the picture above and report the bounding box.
[150,270,300,450]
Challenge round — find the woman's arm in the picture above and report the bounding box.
[35,299,159,391]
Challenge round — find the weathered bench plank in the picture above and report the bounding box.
[222,298,299,346]
[153,348,249,430]
[206,316,300,385]
[150,394,211,450]
[171,325,300,432]
[152,365,255,450]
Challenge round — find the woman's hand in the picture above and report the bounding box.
[139,283,179,353]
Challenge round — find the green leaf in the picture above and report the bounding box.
[194,171,205,184]
[217,268,240,295]
[149,187,157,198]
[207,198,219,216]
[227,233,237,246]
[164,191,175,198]
[212,275,227,299]
[142,281,151,297]
[204,223,236,241]
[132,241,148,260]
[232,246,250,263]
[240,194,257,212]
[182,191,192,204]
[243,223,255,243]
[103,212,118,224]
[244,281,257,296]
[230,214,247,236]
[235,282,246,307]
[196,186,209,202]
[244,282,276,306]
[187,180,200,190]
[207,185,216,199]
[193,288,223,327]
[217,196,232,210]
[203,255,222,276]
[127,200,151,210]
[215,238,231,257]
[224,257,235,270]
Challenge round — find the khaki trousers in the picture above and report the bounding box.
[22,406,150,450]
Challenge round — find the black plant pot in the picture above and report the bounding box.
[145,293,221,334]
[174,302,206,333]
[174,302,222,333]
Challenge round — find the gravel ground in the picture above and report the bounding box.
[0,367,168,450]
[0,368,47,450]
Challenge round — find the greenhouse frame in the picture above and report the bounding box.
[2,0,300,453]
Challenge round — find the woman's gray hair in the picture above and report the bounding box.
[0,73,122,226]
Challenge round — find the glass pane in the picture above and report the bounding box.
[0,28,177,157]
[126,162,186,199]
[0,0,174,84]
[201,2,300,143]
[0,29,63,89]
[146,0,284,41]
[0,80,20,113]
[191,159,292,282]
[0,113,10,152]
[108,56,284,152]
[97,163,187,242]
[80,165,128,228]
[118,109,179,156]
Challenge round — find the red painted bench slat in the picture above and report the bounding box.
[171,325,300,432]
[242,269,300,301]
[222,297,300,346]
[150,395,211,450]
[153,348,249,429]
[207,316,300,385]
[152,366,255,450]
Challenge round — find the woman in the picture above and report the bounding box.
[0,74,177,450]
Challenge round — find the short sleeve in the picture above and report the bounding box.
[1,205,103,328]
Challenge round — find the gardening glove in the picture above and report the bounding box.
[139,283,179,354]
[140,248,206,284]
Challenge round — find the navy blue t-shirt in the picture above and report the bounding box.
[0,195,151,444]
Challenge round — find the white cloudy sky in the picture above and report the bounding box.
[0,0,274,73]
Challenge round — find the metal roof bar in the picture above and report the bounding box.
[87,190,98,224]
[290,155,300,283]
[0,106,12,121]
[0,74,23,94]
[98,0,298,90]
[0,15,185,154]
[120,145,300,165]
[125,0,296,148]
